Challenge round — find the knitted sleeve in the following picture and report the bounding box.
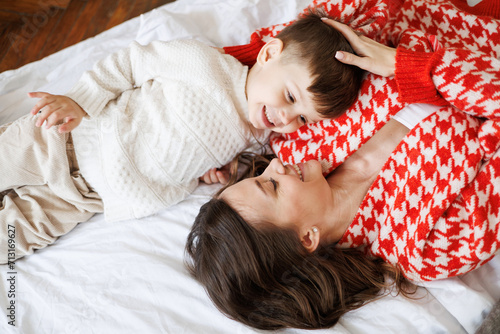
[335,1,500,281]
[65,41,173,118]
[395,47,500,159]
[352,45,500,281]
[395,47,500,119]
[224,0,393,66]
[414,149,500,280]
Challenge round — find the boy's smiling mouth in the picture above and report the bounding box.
[262,105,275,128]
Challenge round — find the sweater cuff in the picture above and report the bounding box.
[395,48,447,106]
[223,33,265,67]
[65,79,113,118]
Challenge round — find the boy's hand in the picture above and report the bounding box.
[322,18,396,77]
[199,166,230,185]
[28,92,87,133]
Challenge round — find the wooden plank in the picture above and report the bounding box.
[40,0,87,57]
[82,0,120,40]
[0,23,31,72]
[0,0,178,73]
[127,0,175,21]
[0,0,71,13]
[22,7,66,65]
[0,24,22,72]
[149,0,170,9]
[0,11,24,23]
[59,0,101,49]
[127,0,153,20]
[104,0,135,31]
[0,3,67,71]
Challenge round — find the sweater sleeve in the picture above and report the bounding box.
[395,47,500,119]
[391,47,500,281]
[396,46,500,159]
[65,41,171,118]
[401,144,500,281]
[223,33,265,67]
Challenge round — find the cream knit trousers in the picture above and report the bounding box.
[0,114,103,264]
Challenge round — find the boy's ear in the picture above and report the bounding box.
[256,38,284,65]
[300,227,320,253]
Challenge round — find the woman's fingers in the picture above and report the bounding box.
[321,18,366,55]
[335,50,370,69]
[322,18,396,77]
[322,18,373,71]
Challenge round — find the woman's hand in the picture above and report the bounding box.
[322,18,397,77]
[29,92,87,133]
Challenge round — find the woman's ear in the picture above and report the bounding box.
[256,38,284,65]
[300,227,320,253]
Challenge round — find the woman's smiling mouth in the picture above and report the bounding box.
[292,163,303,181]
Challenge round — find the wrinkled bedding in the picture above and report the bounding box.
[0,0,499,333]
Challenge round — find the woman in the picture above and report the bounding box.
[187,117,414,330]
[186,22,420,329]
[186,1,500,330]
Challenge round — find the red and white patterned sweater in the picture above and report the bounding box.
[224,0,500,281]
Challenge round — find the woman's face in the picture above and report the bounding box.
[220,159,334,234]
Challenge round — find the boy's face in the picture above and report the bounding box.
[246,39,322,134]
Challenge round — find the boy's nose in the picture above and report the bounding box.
[278,109,294,125]
[270,158,286,174]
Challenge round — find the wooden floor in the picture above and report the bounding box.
[0,0,176,73]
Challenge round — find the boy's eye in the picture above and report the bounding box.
[299,115,307,124]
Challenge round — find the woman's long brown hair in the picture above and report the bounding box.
[186,152,416,330]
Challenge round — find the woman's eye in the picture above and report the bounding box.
[269,177,278,191]
[299,115,307,124]
[287,91,295,103]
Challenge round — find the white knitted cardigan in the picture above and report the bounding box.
[67,39,268,222]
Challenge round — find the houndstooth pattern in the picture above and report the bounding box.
[252,0,394,39]
[226,0,500,281]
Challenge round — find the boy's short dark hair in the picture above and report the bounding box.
[276,9,365,118]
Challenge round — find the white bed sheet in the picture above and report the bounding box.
[0,0,499,333]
